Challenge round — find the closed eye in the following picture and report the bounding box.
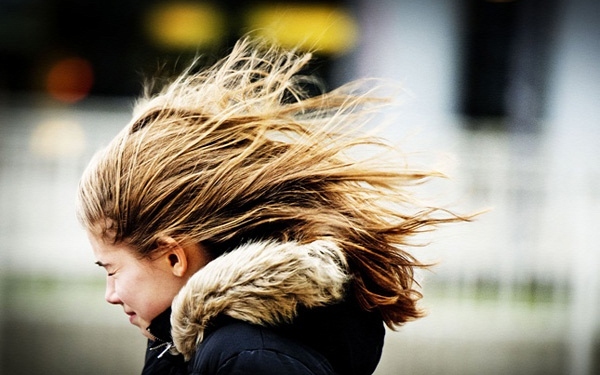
[95,261,115,276]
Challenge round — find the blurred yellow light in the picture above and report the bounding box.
[30,118,86,158]
[144,2,225,50]
[45,57,94,103]
[246,4,359,55]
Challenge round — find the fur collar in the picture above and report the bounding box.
[169,240,349,360]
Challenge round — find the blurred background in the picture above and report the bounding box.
[1,0,598,374]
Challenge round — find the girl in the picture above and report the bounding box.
[76,38,469,374]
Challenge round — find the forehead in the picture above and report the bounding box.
[87,231,136,261]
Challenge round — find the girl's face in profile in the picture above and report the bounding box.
[88,232,186,338]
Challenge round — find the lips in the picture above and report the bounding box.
[125,311,136,323]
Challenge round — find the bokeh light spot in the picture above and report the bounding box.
[30,118,86,158]
[144,2,225,50]
[246,4,359,55]
[45,57,94,103]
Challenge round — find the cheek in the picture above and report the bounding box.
[114,271,148,305]
[112,276,137,305]
[118,271,175,319]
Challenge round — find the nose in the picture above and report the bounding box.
[104,277,122,305]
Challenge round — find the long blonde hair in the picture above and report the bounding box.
[77,38,470,328]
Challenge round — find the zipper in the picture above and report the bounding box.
[152,342,173,358]
[147,328,174,358]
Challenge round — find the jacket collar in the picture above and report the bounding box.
[169,239,349,360]
[147,307,173,344]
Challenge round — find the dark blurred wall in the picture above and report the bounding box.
[0,0,350,100]
[459,0,561,132]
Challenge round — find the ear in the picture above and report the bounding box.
[155,236,188,277]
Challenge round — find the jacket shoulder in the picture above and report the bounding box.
[188,320,335,375]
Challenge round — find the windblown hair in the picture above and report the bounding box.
[77,38,469,328]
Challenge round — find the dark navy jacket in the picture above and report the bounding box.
[142,300,384,375]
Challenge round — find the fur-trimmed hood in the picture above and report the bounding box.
[169,239,349,360]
